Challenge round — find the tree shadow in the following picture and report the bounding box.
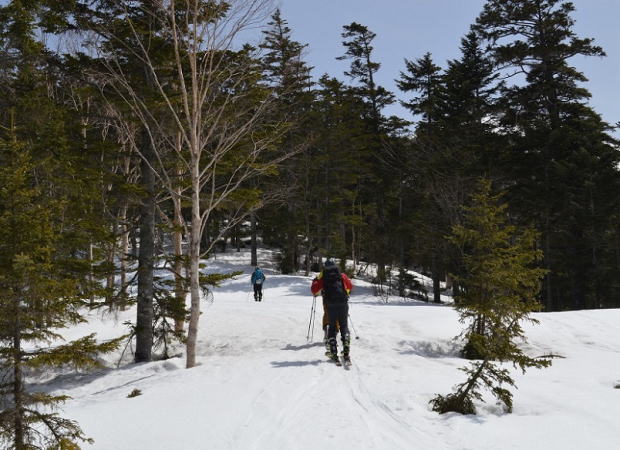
[398,340,462,358]
[351,299,446,307]
[281,342,324,351]
[28,357,182,395]
[270,359,324,368]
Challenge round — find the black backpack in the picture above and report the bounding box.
[322,266,348,303]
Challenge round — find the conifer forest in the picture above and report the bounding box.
[1,1,619,449]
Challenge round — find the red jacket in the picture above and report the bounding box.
[311,271,353,296]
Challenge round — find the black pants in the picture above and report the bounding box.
[253,283,263,301]
[325,302,349,352]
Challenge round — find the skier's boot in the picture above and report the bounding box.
[323,327,330,356]
[342,332,351,354]
[326,338,339,362]
[342,333,351,365]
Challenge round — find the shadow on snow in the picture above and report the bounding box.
[398,339,462,358]
[270,359,325,368]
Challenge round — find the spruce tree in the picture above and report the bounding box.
[397,52,443,131]
[310,76,369,264]
[0,138,121,449]
[337,22,395,127]
[0,4,124,446]
[473,0,620,310]
[396,52,448,302]
[258,9,315,274]
[430,179,550,415]
[337,22,401,281]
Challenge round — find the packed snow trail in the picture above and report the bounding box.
[51,249,620,449]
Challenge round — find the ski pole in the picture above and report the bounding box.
[310,296,317,341]
[306,295,317,342]
[310,299,317,341]
[306,296,316,342]
[348,314,360,339]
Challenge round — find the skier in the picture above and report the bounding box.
[311,259,353,365]
[251,266,266,301]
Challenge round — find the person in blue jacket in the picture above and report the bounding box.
[251,266,266,301]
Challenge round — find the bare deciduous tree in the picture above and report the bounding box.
[93,0,294,368]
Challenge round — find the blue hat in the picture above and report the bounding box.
[324,259,335,267]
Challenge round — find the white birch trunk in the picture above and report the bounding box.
[186,156,202,368]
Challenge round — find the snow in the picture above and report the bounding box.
[44,248,620,450]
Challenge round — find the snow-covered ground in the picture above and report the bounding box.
[45,249,620,449]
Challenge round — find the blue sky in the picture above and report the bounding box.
[276,0,619,131]
[0,0,615,130]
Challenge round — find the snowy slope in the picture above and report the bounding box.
[47,249,620,450]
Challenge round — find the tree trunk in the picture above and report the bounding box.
[250,212,258,267]
[130,228,138,259]
[235,224,241,252]
[119,202,129,299]
[398,185,405,266]
[88,242,95,307]
[105,224,116,305]
[186,161,202,369]
[432,251,441,303]
[135,131,155,363]
[13,307,24,450]
[173,184,185,334]
[543,231,553,311]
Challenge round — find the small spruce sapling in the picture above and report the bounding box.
[430,179,551,415]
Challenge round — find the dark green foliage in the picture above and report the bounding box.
[473,0,620,310]
[336,22,407,281]
[0,136,122,449]
[127,389,142,398]
[397,52,442,129]
[0,2,123,446]
[258,9,315,274]
[431,180,551,415]
[396,34,503,303]
[430,357,515,414]
[338,22,395,121]
[260,9,313,101]
[306,76,370,263]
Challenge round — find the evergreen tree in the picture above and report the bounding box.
[397,52,443,131]
[337,22,402,281]
[259,9,315,274]
[473,0,620,310]
[0,138,121,449]
[0,3,121,446]
[337,22,395,127]
[260,9,313,101]
[430,179,550,415]
[310,76,369,264]
[440,32,498,135]
[396,52,447,301]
